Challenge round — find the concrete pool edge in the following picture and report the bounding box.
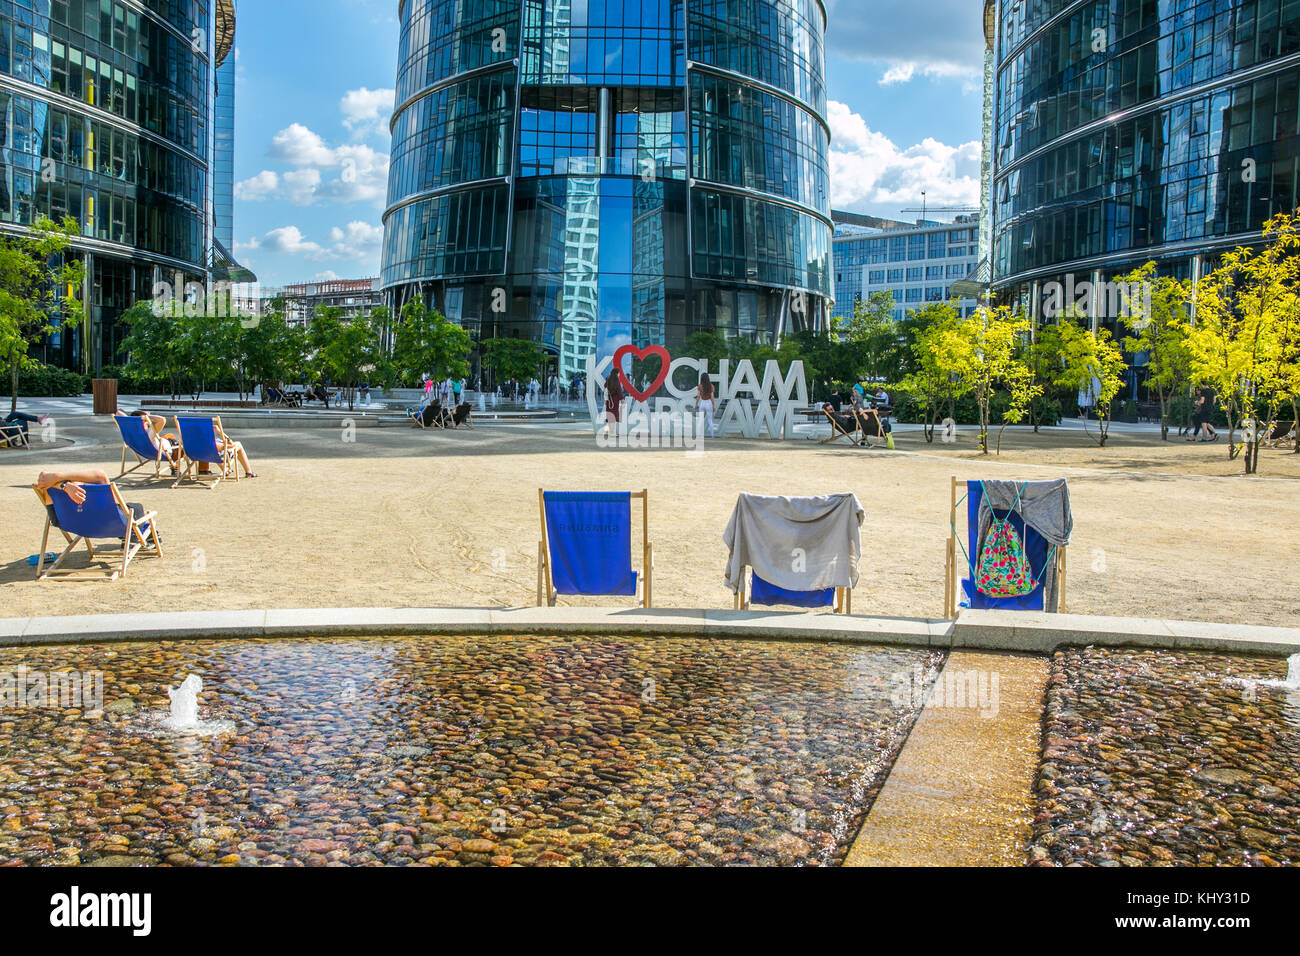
[0,606,1296,654]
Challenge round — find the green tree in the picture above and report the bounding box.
[119,300,184,399]
[1189,210,1300,473]
[895,302,966,442]
[1118,262,1193,441]
[941,306,1032,454]
[481,337,544,387]
[835,291,900,384]
[390,300,471,386]
[241,310,307,397]
[0,216,85,412]
[1054,316,1128,448]
[308,306,381,410]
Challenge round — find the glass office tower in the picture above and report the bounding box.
[990,0,1300,315]
[382,0,833,387]
[0,0,229,370]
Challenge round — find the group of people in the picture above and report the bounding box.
[126,409,258,478]
[423,375,466,408]
[600,369,719,438]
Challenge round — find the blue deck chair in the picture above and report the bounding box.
[944,477,1068,618]
[32,482,162,581]
[729,493,860,614]
[537,490,653,607]
[173,416,238,489]
[115,414,173,479]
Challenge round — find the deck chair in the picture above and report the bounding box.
[1262,420,1296,449]
[32,483,163,581]
[724,492,863,614]
[856,408,889,449]
[0,422,29,448]
[115,414,174,479]
[820,406,862,445]
[944,477,1069,618]
[450,403,473,428]
[537,489,653,607]
[173,416,238,489]
[409,401,446,429]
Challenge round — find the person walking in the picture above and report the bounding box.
[696,372,716,438]
[1197,386,1219,442]
[452,377,464,407]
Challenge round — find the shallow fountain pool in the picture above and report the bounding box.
[0,635,942,866]
[1031,647,1300,866]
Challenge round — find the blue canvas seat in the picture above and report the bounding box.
[173,416,238,489]
[114,414,173,479]
[944,477,1070,618]
[537,490,652,607]
[32,482,163,581]
[724,493,863,614]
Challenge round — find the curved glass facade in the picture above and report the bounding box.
[991,0,1300,292]
[0,0,222,369]
[383,0,833,386]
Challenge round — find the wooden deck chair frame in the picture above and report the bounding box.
[409,403,446,429]
[116,417,172,480]
[733,568,852,614]
[537,488,653,608]
[0,422,31,448]
[32,484,164,582]
[820,407,862,445]
[172,416,238,490]
[943,475,1067,619]
[855,408,887,449]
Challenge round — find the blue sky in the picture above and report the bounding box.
[231,0,987,288]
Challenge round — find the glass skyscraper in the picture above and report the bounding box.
[990,0,1300,316]
[382,0,833,387]
[0,0,234,370]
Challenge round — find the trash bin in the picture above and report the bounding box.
[92,378,118,415]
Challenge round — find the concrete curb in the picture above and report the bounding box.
[0,607,950,648]
[0,606,1297,655]
[953,609,1300,656]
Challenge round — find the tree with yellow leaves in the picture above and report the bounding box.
[1189,210,1300,474]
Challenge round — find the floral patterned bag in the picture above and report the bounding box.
[974,483,1037,598]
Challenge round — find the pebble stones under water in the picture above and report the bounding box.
[1029,647,1300,867]
[0,636,942,867]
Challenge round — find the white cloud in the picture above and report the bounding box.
[261,226,324,257]
[282,168,323,206]
[823,0,984,85]
[341,87,396,139]
[234,170,278,201]
[246,221,383,264]
[826,100,981,213]
[315,270,341,281]
[252,124,389,207]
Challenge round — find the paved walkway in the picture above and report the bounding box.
[845,651,1050,866]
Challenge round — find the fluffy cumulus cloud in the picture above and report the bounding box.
[823,0,985,85]
[237,221,383,264]
[233,169,278,201]
[235,84,394,210]
[340,87,396,139]
[826,100,981,212]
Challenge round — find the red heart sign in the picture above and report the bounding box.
[612,344,671,403]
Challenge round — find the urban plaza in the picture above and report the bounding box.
[0,0,1296,934]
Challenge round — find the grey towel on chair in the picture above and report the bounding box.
[976,478,1073,612]
[723,492,864,593]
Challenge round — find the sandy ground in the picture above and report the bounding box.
[1,417,1297,628]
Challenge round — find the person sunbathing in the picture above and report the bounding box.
[36,469,155,534]
[127,410,182,472]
